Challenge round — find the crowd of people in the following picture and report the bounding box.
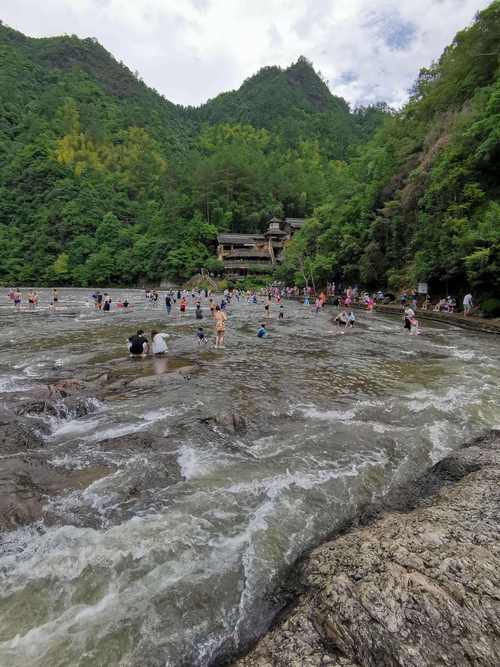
[6,283,480,354]
[126,288,276,355]
[6,283,477,316]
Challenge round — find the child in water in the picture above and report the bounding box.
[257,323,268,338]
[197,327,208,345]
[348,311,355,327]
[279,305,284,320]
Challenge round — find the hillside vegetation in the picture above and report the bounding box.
[0,22,385,286]
[1,2,499,306]
[280,1,500,312]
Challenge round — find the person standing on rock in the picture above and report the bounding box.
[165,294,172,314]
[214,305,227,349]
[463,292,473,317]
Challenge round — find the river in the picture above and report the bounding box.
[1,288,499,666]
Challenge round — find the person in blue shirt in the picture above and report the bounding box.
[257,323,267,338]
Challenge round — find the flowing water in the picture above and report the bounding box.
[1,288,499,666]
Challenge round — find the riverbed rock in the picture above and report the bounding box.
[200,413,248,435]
[0,417,44,455]
[96,432,174,452]
[234,431,500,667]
[0,453,112,531]
[96,432,182,484]
[16,396,100,420]
[127,367,196,389]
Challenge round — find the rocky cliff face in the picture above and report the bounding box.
[233,431,500,667]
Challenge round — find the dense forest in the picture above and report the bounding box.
[280,1,500,313]
[0,22,385,286]
[0,1,499,312]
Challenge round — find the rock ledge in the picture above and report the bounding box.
[232,431,500,667]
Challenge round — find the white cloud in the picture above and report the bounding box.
[0,0,491,107]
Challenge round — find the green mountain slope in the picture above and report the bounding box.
[0,21,388,286]
[0,23,194,156]
[190,57,386,159]
[280,0,500,312]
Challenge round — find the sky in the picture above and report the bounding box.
[1,0,492,108]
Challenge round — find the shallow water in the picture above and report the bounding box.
[1,288,500,666]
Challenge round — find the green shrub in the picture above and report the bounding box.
[480,298,500,318]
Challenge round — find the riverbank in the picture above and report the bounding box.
[358,303,500,335]
[283,295,500,335]
[231,430,500,667]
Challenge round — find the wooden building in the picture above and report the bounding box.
[216,217,305,276]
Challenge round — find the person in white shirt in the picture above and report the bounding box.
[403,306,415,332]
[463,293,473,316]
[150,331,169,355]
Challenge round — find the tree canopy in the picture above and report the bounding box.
[279,1,500,311]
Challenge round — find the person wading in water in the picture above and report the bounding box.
[214,305,227,349]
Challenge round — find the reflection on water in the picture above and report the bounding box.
[1,287,500,666]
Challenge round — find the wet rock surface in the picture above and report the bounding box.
[16,396,100,420]
[233,431,500,667]
[200,412,248,435]
[0,453,112,531]
[0,416,45,455]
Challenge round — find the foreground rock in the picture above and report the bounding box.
[234,431,500,667]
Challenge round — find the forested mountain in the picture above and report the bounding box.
[280,0,500,313]
[2,2,498,304]
[0,21,385,286]
[189,58,387,160]
[0,23,193,154]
